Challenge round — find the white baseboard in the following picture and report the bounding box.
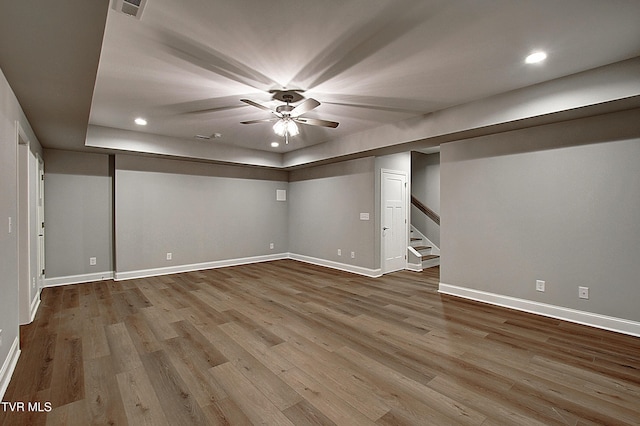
[407,262,423,272]
[44,271,115,287]
[42,253,383,284]
[439,283,640,337]
[0,336,21,402]
[289,253,382,278]
[29,293,40,323]
[114,253,289,281]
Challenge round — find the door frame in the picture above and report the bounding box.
[36,153,45,294]
[16,121,42,324]
[380,168,408,274]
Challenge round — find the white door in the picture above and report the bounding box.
[382,170,407,274]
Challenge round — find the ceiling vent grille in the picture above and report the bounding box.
[112,0,147,20]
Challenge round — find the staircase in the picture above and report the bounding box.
[409,227,440,270]
[409,196,440,271]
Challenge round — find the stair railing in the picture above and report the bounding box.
[411,195,440,226]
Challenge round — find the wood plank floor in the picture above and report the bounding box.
[2,260,640,425]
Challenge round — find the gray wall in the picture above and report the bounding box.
[44,149,114,278]
[289,157,376,269]
[411,151,440,247]
[115,155,289,273]
[440,108,640,322]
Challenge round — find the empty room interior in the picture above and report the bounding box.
[1,1,640,425]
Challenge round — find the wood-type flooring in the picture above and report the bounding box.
[2,260,639,425]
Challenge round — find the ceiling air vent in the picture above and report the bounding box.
[112,0,147,20]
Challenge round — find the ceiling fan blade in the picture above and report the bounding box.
[291,98,320,117]
[184,105,244,115]
[294,117,339,128]
[240,98,278,114]
[240,118,279,124]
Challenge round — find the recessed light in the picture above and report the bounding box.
[271,142,279,148]
[525,51,547,64]
[134,117,147,125]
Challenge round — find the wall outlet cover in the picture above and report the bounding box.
[536,280,545,292]
[579,286,589,299]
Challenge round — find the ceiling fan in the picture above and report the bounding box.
[240,90,339,144]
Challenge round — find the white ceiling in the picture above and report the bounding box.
[2,0,640,161]
[90,0,640,154]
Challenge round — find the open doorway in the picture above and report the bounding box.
[17,123,44,324]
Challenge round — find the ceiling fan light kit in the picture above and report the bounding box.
[272,118,299,137]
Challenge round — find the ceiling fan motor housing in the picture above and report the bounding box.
[276,104,295,115]
[270,89,305,103]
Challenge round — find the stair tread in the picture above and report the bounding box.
[421,254,440,260]
[413,245,432,251]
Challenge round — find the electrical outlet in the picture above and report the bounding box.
[536,280,545,292]
[89,257,97,266]
[337,249,342,256]
[579,286,589,299]
[351,251,355,259]
[166,252,172,261]
[269,243,274,250]
[32,277,36,289]
[8,217,12,234]
[0,329,3,347]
